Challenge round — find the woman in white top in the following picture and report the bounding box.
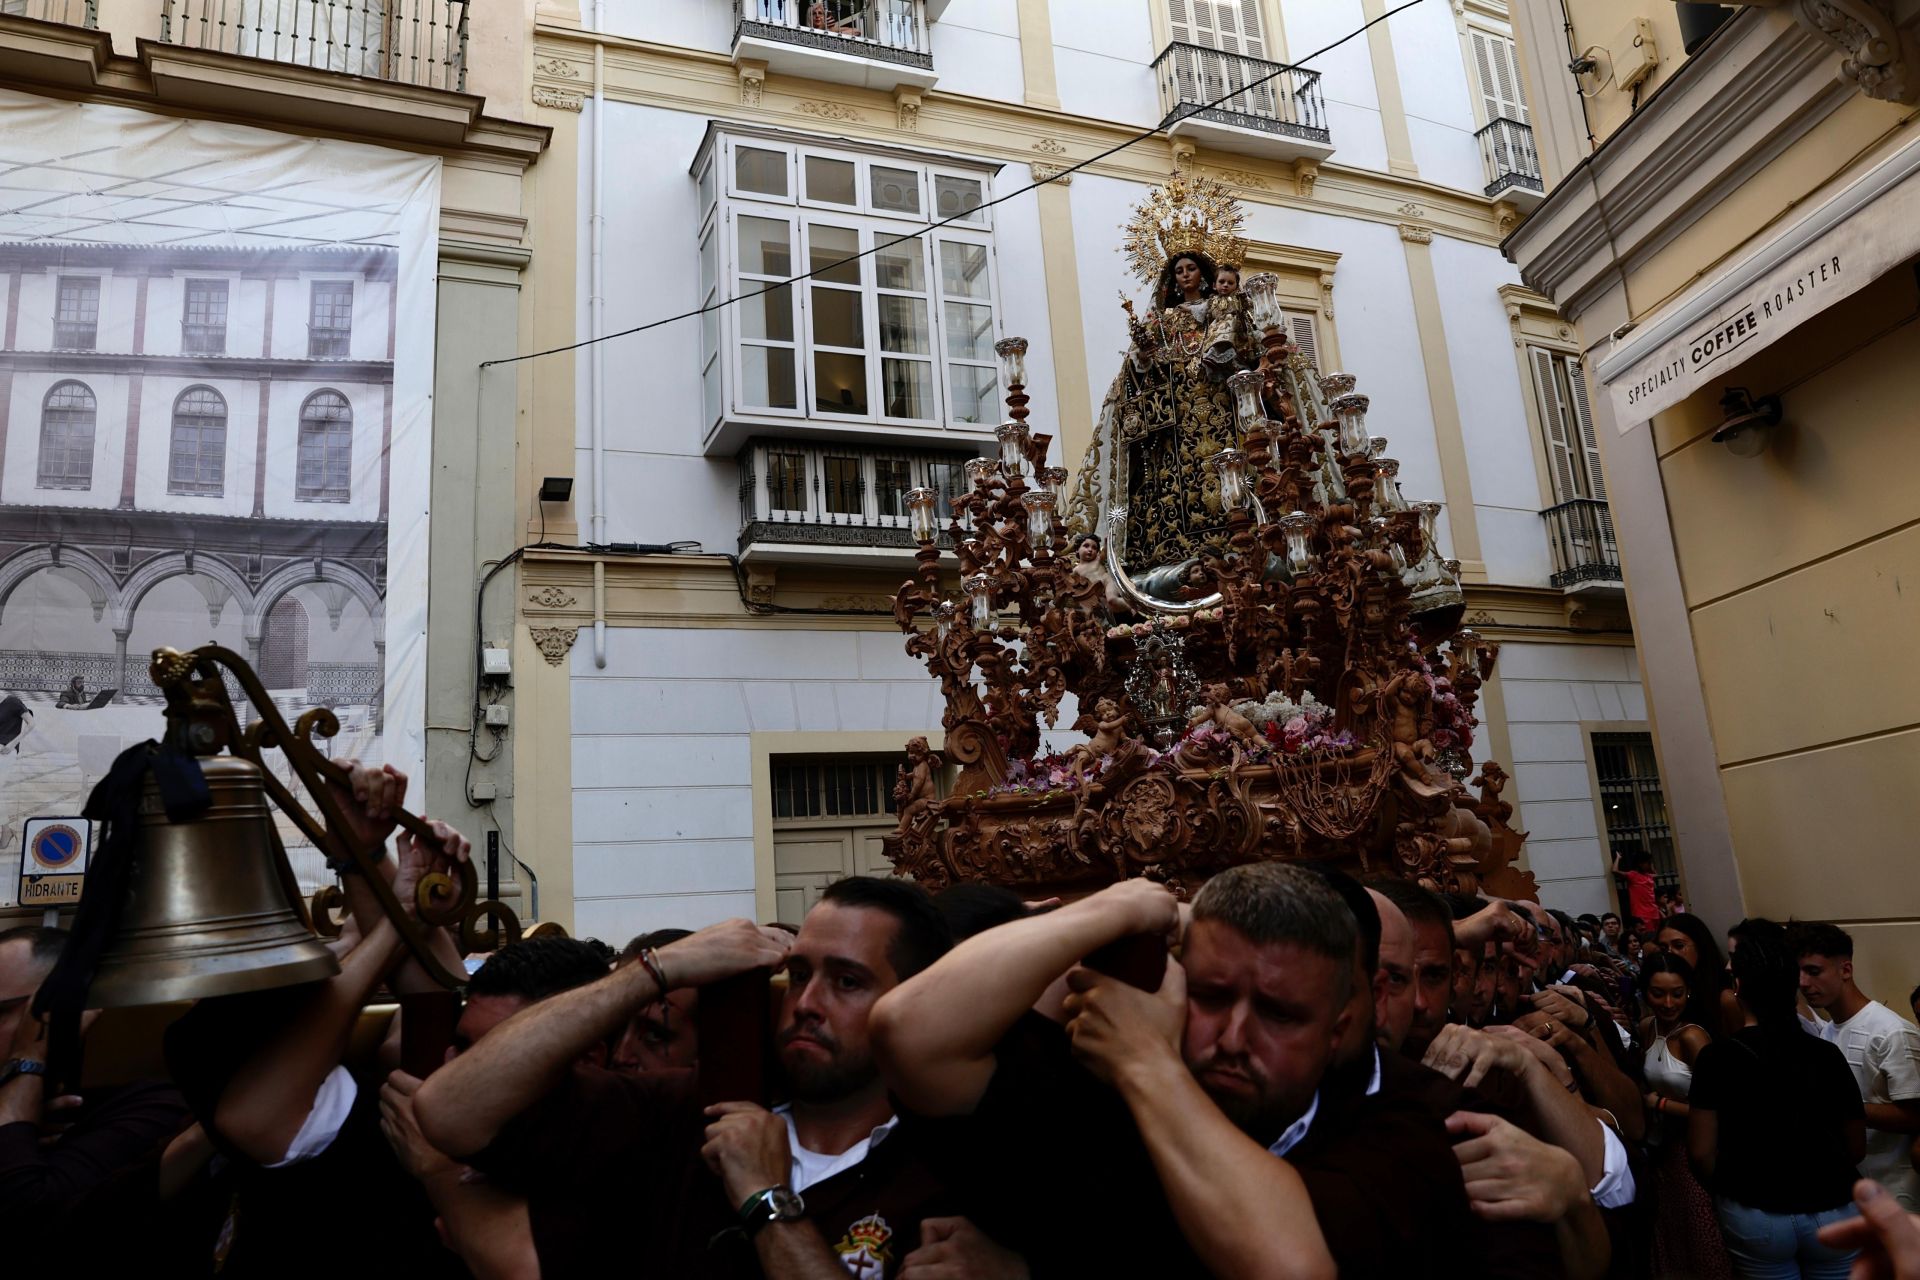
[1640,952,1733,1279]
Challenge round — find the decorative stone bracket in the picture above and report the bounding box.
[1748,0,1920,103]
[530,625,580,666]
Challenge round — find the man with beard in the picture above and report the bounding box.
[417,878,1000,1279]
[873,865,1480,1278]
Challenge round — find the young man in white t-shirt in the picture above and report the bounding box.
[1798,922,1920,1210]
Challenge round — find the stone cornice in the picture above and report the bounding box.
[530,24,1512,248]
[0,16,549,168]
[1506,8,1854,321]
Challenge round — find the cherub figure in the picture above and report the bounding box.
[893,736,941,835]
[1382,669,1446,799]
[1068,697,1132,783]
[1187,682,1264,748]
[1068,532,1130,616]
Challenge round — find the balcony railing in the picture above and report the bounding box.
[1541,497,1621,589]
[0,0,97,26]
[738,438,967,554]
[1477,117,1543,200]
[158,0,469,91]
[1152,42,1328,145]
[733,0,932,69]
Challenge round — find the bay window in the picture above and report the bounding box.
[695,131,1000,448]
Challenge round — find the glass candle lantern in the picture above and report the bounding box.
[1039,466,1069,501]
[964,574,993,630]
[964,456,997,491]
[1374,458,1406,512]
[993,336,1029,389]
[1280,511,1316,573]
[1412,500,1443,561]
[1240,271,1284,332]
[960,537,984,567]
[933,601,955,640]
[1330,393,1371,457]
[996,421,1030,479]
[1318,372,1357,401]
[1442,558,1462,582]
[1369,435,1389,458]
[1022,490,1056,545]
[1226,369,1265,432]
[905,486,939,544]
[1210,448,1249,509]
[1371,516,1408,570]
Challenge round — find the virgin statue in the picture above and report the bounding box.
[1065,173,1260,602]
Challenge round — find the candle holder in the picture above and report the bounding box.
[933,600,955,640]
[1227,368,1266,434]
[1211,448,1249,510]
[1318,372,1357,401]
[964,456,998,493]
[993,336,1028,391]
[996,421,1031,481]
[1330,393,1371,458]
[1280,510,1316,573]
[1241,271,1284,332]
[1374,458,1406,512]
[905,486,939,545]
[1021,490,1056,552]
[964,573,994,631]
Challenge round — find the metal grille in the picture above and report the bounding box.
[296,390,352,502]
[182,278,228,354]
[772,757,900,820]
[738,439,973,552]
[733,0,932,68]
[1476,117,1542,200]
[1594,732,1680,893]
[158,0,470,91]
[1541,498,1620,587]
[168,386,227,496]
[54,276,99,350]
[36,380,96,489]
[1151,42,1328,142]
[309,280,354,359]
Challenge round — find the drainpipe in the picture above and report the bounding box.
[589,0,608,552]
[593,558,607,670]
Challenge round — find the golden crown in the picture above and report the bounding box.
[1122,171,1248,286]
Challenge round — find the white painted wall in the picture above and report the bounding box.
[928,0,1026,104]
[568,623,945,942]
[1497,642,1649,917]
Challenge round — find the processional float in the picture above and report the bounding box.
[884,172,1535,901]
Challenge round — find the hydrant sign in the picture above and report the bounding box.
[19,817,92,907]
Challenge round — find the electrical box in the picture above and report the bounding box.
[483,703,511,728]
[1614,18,1658,92]
[482,647,512,680]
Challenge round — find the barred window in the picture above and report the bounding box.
[296,390,353,502]
[309,281,354,359]
[55,277,99,350]
[168,386,227,497]
[36,380,96,489]
[182,279,228,354]
[772,759,899,820]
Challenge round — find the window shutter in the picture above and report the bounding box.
[1283,309,1320,370]
[1169,0,1193,43]
[1470,29,1526,124]
[1565,356,1605,501]
[1237,0,1266,59]
[1530,346,1581,504]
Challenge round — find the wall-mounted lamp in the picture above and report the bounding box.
[1711,388,1781,458]
[539,476,574,503]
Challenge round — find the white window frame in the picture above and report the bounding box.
[704,133,1001,438]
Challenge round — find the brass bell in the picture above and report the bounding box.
[85,755,340,1007]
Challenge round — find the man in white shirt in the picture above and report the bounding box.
[1798,922,1920,1210]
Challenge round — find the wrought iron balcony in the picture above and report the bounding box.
[157,0,470,91]
[1477,117,1543,205]
[738,438,966,560]
[1152,42,1331,162]
[0,0,96,26]
[732,0,934,85]
[1541,498,1622,590]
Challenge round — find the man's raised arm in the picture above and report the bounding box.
[414,919,791,1157]
[870,878,1178,1116]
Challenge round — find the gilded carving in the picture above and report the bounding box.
[527,586,578,609]
[530,626,579,666]
[796,99,864,123]
[532,86,584,112]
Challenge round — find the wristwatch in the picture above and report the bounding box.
[736,1185,805,1238]
[0,1058,48,1089]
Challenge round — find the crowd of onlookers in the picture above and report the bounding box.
[2,758,1918,1278]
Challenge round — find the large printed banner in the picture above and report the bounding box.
[0,89,439,902]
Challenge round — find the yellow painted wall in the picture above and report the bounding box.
[1650,266,1920,1009]
[1555,0,1689,145]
